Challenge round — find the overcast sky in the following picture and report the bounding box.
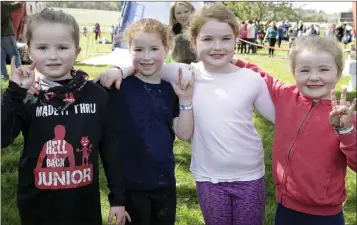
[295,2,353,14]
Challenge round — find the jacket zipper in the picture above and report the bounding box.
[280,101,317,204]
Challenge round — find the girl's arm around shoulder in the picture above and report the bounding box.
[159,62,198,84]
[252,73,276,124]
[231,58,292,105]
[1,81,32,148]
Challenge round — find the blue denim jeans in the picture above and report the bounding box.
[1,35,22,79]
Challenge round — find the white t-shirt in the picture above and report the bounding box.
[247,24,255,39]
[161,62,276,182]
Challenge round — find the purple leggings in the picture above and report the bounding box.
[196,177,266,225]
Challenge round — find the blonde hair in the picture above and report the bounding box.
[189,4,239,42]
[290,36,344,75]
[24,8,80,50]
[169,2,195,28]
[124,18,174,50]
[172,33,198,64]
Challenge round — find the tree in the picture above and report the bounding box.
[223,1,308,27]
[44,1,121,11]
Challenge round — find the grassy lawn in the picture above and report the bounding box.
[1,35,356,225]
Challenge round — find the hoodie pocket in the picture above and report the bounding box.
[286,166,331,205]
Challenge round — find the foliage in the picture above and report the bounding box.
[44,1,122,11]
[223,1,328,28]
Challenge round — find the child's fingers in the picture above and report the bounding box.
[330,89,338,109]
[108,212,114,224]
[339,87,347,106]
[178,67,182,87]
[19,67,28,77]
[181,80,189,90]
[29,61,37,71]
[115,79,122,90]
[329,109,339,118]
[27,90,35,95]
[190,71,196,86]
[28,85,40,95]
[348,98,356,116]
[170,81,180,93]
[336,105,349,115]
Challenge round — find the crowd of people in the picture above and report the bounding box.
[236,19,356,57]
[2,2,356,225]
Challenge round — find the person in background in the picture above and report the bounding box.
[297,20,304,37]
[277,22,284,48]
[314,24,320,36]
[283,20,291,40]
[264,21,278,57]
[1,1,22,81]
[172,33,198,64]
[169,2,195,36]
[306,24,317,36]
[82,26,88,37]
[335,23,344,42]
[247,20,256,54]
[288,29,295,55]
[239,21,248,54]
[93,23,101,41]
[109,25,115,43]
[253,21,258,53]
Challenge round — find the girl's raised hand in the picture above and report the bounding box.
[329,88,356,131]
[171,67,195,103]
[10,56,37,90]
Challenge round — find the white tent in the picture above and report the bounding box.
[79,1,204,66]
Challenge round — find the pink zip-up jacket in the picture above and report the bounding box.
[235,59,356,216]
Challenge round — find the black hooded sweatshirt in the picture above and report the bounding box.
[1,76,124,225]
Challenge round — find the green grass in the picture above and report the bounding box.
[1,35,356,225]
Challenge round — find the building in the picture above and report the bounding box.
[340,12,354,23]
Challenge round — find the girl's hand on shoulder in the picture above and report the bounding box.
[171,67,195,104]
[329,88,356,131]
[10,56,37,90]
[96,67,123,89]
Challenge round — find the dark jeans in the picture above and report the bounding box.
[1,35,22,79]
[275,203,345,225]
[247,38,256,54]
[125,186,176,225]
[277,37,283,48]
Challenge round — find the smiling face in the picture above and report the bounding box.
[129,32,167,78]
[174,3,193,27]
[29,22,79,81]
[194,19,236,73]
[294,50,339,100]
